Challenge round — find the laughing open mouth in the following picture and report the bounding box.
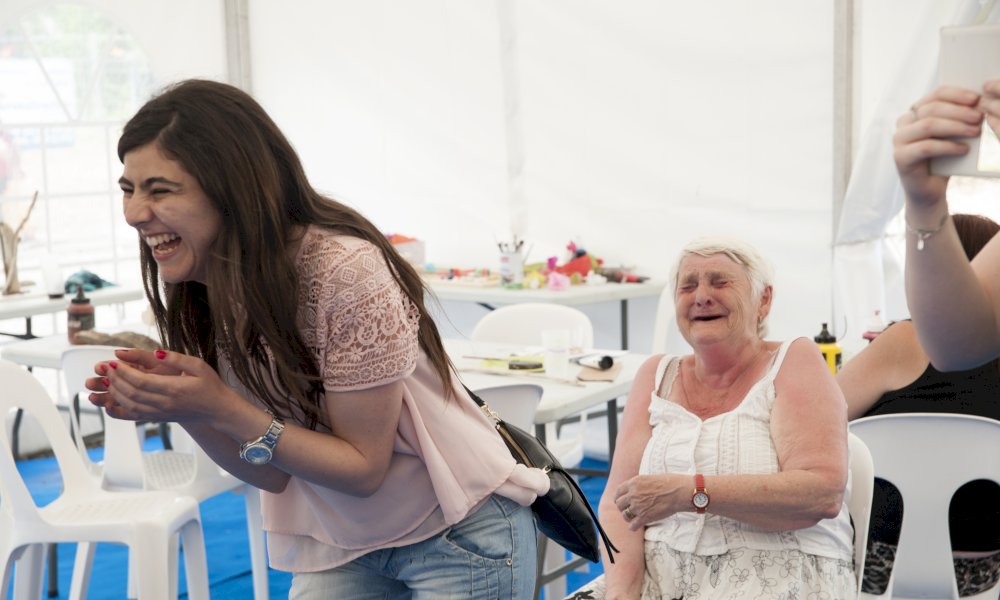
[145,233,182,256]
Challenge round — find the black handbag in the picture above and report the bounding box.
[465,386,619,564]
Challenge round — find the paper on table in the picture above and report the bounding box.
[576,361,623,382]
[478,355,545,372]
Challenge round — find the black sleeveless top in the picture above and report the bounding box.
[864,361,1000,419]
[862,326,1000,550]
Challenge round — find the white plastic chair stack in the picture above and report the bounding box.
[470,302,594,451]
[60,346,270,600]
[475,302,607,463]
[650,283,691,357]
[847,432,875,593]
[470,303,595,350]
[560,283,683,461]
[850,413,1000,600]
[0,359,209,600]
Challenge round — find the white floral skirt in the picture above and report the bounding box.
[565,541,857,599]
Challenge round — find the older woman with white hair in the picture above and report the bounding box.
[566,237,855,599]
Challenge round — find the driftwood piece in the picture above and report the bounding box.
[72,330,162,351]
[1,191,39,295]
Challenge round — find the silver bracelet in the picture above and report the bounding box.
[906,212,949,251]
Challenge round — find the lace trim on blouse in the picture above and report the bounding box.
[296,228,421,392]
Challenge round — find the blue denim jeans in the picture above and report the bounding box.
[289,494,538,599]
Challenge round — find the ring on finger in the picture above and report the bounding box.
[622,506,635,520]
[910,104,919,120]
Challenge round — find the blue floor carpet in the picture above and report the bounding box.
[12,439,607,599]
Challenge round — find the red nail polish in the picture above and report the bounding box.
[155,350,167,359]
[97,364,107,375]
[102,377,110,387]
[109,361,118,369]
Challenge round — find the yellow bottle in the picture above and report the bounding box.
[814,322,842,375]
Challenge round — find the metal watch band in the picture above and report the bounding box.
[239,415,285,464]
[259,416,285,447]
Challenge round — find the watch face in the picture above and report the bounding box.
[243,444,273,465]
[693,491,709,509]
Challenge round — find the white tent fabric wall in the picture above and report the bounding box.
[11,1,993,370]
[834,0,995,358]
[0,0,228,455]
[249,1,837,348]
[1,0,228,85]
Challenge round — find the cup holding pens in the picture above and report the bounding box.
[499,249,524,288]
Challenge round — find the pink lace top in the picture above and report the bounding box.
[222,226,548,572]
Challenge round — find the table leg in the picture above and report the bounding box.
[606,398,619,464]
[47,544,58,597]
[535,422,546,444]
[0,316,38,340]
[619,299,628,349]
[11,408,23,460]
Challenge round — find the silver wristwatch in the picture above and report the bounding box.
[239,415,285,465]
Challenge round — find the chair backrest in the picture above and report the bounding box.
[846,431,874,590]
[60,346,145,488]
[471,384,543,431]
[849,413,1000,599]
[470,303,594,349]
[650,284,691,356]
[60,345,120,438]
[0,360,96,522]
[61,347,235,492]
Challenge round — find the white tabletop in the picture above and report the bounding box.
[3,335,646,428]
[0,286,145,321]
[444,338,645,424]
[425,278,664,307]
[2,334,83,369]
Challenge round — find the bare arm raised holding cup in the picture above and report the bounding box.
[895,24,1000,371]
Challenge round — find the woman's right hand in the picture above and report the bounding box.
[893,85,982,210]
[981,79,1000,141]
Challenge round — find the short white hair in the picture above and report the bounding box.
[670,236,775,337]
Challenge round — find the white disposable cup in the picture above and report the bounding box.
[542,329,572,380]
[41,256,64,299]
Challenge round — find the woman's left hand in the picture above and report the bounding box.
[614,473,684,531]
[89,348,240,424]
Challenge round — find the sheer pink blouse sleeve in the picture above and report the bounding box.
[296,233,421,392]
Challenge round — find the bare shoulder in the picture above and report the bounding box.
[777,337,824,365]
[625,354,669,410]
[867,321,926,364]
[847,321,927,385]
[772,337,838,389]
[633,354,668,393]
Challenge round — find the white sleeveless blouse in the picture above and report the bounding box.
[640,339,854,562]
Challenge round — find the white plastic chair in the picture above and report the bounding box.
[472,383,581,600]
[60,346,269,600]
[850,413,1000,600]
[0,360,209,600]
[650,282,691,356]
[848,431,875,592]
[470,303,595,349]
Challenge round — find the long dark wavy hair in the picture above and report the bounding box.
[118,79,454,429]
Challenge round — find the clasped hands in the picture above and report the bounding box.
[86,348,236,424]
[614,473,686,531]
